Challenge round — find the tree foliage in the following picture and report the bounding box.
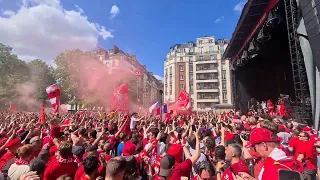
[54,49,84,104]
[0,43,30,102]
[27,59,56,101]
[0,43,56,109]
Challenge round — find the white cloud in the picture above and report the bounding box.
[0,0,113,63]
[110,5,119,18]
[75,5,84,14]
[2,10,16,17]
[234,1,247,13]
[154,75,164,82]
[215,16,224,23]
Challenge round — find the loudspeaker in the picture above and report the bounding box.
[299,0,320,70]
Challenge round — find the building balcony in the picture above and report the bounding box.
[195,60,218,64]
[197,88,219,93]
[197,98,219,103]
[196,68,218,73]
[195,79,219,83]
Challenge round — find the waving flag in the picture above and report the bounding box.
[149,101,160,114]
[46,84,60,114]
[176,90,190,107]
[9,103,17,111]
[110,83,129,112]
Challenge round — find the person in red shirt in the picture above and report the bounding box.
[242,128,301,180]
[288,126,301,156]
[0,138,22,173]
[157,128,201,180]
[80,156,101,180]
[296,132,317,180]
[192,161,215,180]
[43,142,78,180]
[220,143,249,180]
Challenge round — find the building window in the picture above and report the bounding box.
[189,56,193,62]
[189,48,194,53]
[169,67,172,74]
[180,57,183,62]
[209,46,214,52]
[223,92,227,100]
[180,84,184,90]
[199,40,203,44]
[210,55,214,60]
[169,85,172,95]
[222,82,227,89]
[189,65,193,72]
[200,56,204,60]
[209,40,213,43]
[222,70,226,80]
[179,65,184,71]
[180,75,184,80]
[200,47,203,54]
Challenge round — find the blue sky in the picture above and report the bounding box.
[0,0,246,78]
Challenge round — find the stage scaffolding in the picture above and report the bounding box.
[284,0,312,123]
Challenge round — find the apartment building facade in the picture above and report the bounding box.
[164,36,232,111]
[96,46,163,108]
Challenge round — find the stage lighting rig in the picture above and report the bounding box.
[266,8,282,27]
[241,51,248,63]
[257,26,271,42]
[248,39,259,54]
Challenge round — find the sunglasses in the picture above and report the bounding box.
[299,135,306,137]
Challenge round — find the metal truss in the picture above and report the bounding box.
[283,0,312,123]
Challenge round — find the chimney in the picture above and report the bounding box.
[113,45,120,54]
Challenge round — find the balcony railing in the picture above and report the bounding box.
[196,76,217,80]
[197,86,218,90]
[196,67,217,71]
[198,96,217,99]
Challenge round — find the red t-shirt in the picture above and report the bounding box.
[288,136,300,157]
[296,141,317,170]
[169,159,193,180]
[43,158,78,180]
[222,159,249,180]
[75,164,106,180]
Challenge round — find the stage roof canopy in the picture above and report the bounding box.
[223,0,269,60]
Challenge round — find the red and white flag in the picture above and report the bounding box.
[46,84,60,114]
[110,83,129,112]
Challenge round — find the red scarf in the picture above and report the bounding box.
[15,158,29,165]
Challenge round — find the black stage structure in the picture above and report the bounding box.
[223,0,318,125]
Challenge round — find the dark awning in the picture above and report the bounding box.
[223,0,269,60]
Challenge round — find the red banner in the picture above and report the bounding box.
[110,83,129,112]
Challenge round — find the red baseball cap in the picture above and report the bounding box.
[245,128,282,148]
[122,141,136,156]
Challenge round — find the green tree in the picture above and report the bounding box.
[0,43,30,107]
[27,59,56,101]
[54,50,82,104]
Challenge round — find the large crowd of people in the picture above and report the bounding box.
[0,109,318,180]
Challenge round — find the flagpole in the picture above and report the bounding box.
[137,78,139,108]
[159,90,163,121]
